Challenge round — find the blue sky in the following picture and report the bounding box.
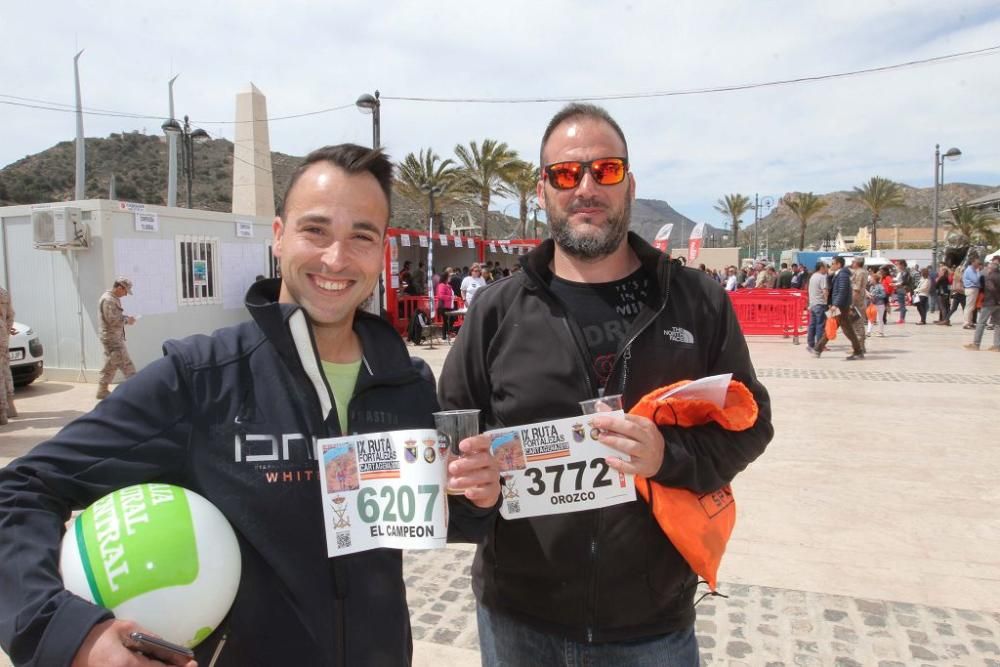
[1,1,997,224]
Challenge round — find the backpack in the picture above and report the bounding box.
[407,310,428,345]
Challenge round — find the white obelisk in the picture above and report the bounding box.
[73,50,85,201]
[231,83,275,217]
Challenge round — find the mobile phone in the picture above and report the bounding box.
[125,631,194,665]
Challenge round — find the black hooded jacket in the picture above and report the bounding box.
[438,233,773,643]
[0,279,489,666]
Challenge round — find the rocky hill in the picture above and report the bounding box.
[750,182,997,250]
[2,134,995,249]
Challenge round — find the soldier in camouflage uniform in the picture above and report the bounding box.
[97,277,136,399]
[0,286,16,424]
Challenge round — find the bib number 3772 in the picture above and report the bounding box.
[488,414,635,520]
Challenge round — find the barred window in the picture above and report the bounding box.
[176,235,222,305]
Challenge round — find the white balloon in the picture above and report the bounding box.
[61,484,241,647]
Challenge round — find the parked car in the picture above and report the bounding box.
[8,321,44,386]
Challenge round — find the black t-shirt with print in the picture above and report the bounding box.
[548,268,657,390]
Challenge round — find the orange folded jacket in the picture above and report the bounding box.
[629,379,759,591]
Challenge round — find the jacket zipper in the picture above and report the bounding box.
[559,315,596,398]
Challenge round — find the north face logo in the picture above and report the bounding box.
[664,327,695,344]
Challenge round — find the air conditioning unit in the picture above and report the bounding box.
[32,207,89,249]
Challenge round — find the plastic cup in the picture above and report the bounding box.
[578,394,623,414]
[433,409,481,495]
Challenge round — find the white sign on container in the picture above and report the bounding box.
[235,221,254,238]
[134,213,159,233]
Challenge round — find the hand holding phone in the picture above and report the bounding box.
[124,632,195,666]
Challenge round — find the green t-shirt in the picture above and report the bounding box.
[321,360,362,433]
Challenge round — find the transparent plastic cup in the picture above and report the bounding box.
[578,394,623,415]
[433,409,481,495]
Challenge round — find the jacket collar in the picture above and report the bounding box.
[244,279,420,422]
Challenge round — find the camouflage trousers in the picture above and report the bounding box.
[0,340,13,418]
[99,340,136,386]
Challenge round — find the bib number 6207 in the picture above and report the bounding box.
[524,459,612,496]
[357,485,440,523]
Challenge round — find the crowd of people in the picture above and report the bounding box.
[691,261,811,291]
[402,261,523,342]
[688,252,999,359]
[802,254,1000,359]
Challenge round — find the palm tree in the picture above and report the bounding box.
[713,194,752,246]
[945,203,1000,250]
[781,192,828,250]
[397,149,459,234]
[850,176,905,255]
[506,160,540,238]
[454,139,519,240]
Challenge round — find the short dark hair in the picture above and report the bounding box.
[540,103,628,165]
[832,257,845,268]
[814,261,826,271]
[278,144,393,220]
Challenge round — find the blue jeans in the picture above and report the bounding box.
[477,604,700,667]
[973,304,1000,348]
[807,304,827,349]
[895,289,907,320]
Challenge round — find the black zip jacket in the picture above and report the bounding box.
[0,279,490,667]
[438,233,773,643]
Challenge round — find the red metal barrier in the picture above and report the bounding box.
[727,289,807,344]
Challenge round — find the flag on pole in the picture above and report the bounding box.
[688,223,705,262]
[653,224,673,253]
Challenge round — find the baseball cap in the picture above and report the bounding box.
[115,277,134,295]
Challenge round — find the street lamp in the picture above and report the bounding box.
[356,90,381,148]
[421,183,443,350]
[751,194,774,259]
[932,144,962,268]
[161,115,209,208]
[356,90,383,317]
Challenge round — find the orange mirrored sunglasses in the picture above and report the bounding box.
[543,157,628,190]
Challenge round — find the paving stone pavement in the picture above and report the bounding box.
[406,546,1000,666]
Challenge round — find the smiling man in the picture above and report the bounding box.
[439,105,773,666]
[0,144,500,667]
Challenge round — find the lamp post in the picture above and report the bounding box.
[421,183,443,350]
[356,90,381,149]
[356,90,383,317]
[161,115,209,208]
[751,194,774,260]
[932,144,962,269]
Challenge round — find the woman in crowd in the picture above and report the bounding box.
[948,268,966,323]
[435,269,456,341]
[880,266,895,325]
[914,267,931,324]
[934,264,951,324]
[869,269,889,337]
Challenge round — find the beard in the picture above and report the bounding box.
[549,197,631,260]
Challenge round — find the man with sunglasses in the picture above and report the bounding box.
[439,104,772,665]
